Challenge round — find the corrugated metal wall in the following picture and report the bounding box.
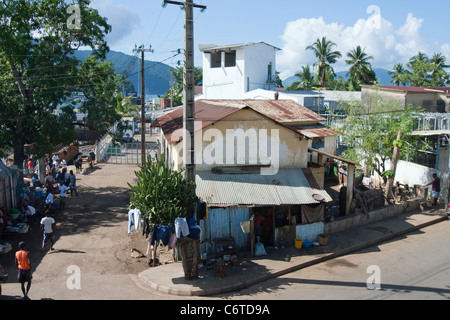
[200,207,250,255]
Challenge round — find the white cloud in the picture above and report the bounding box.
[90,0,140,46]
[442,44,450,60]
[277,11,442,80]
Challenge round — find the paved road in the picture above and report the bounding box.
[217,219,450,300]
[1,162,448,302]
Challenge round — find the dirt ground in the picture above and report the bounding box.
[0,162,175,300]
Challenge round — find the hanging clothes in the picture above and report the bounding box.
[168,233,177,249]
[142,219,151,239]
[174,217,190,238]
[128,208,142,233]
[133,208,142,231]
[149,225,173,246]
[196,198,207,221]
[188,225,202,241]
[128,209,134,234]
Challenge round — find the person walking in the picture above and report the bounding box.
[40,210,56,253]
[59,182,69,210]
[15,242,32,300]
[425,173,441,206]
[69,170,78,196]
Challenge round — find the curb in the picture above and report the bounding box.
[139,215,449,297]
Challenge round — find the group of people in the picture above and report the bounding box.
[43,157,78,213]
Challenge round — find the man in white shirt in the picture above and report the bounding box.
[59,183,69,210]
[40,210,56,253]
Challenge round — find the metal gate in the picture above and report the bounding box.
[104,141,159,165]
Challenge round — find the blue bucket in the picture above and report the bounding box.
[302,240,313,248]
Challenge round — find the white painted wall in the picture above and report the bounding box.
[202,43,277,99]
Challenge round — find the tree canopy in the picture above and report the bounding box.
[389,52,450,87]
[334,96,429,182]
[0,0,127,170]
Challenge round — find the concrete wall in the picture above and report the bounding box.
[361,87,449,113]
[167,108,309,172]
[324,199,423,235]
[394,160,449,204]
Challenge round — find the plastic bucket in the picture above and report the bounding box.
[295,238,303,249]
[303,240,313,248]
[318,234,329,246]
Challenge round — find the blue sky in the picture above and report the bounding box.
[90,0,450,80]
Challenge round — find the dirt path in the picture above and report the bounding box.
[0,163,166,300]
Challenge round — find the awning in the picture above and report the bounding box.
[195,168,332,207]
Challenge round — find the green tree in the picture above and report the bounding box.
[335,96,428,199]
[159,66,203,107]
[388,63,410,86]
[286,65,318,90]
[430,53,450,86]
[345,46,376,85]
[306,37,342,88]
[275,71,283,88]
[115,92,139,118]
[401,52,450,87]
[0,0,112,171]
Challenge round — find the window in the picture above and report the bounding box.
[224,50,236,67]
[210,52,221,68]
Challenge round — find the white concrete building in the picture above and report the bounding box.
[198,42,280,99]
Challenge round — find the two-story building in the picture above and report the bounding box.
[198,42,280,99]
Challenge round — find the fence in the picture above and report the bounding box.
[103,141,159,165]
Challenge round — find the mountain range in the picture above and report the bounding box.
[283,68,393,88]
[73,50,394,96]
[72,50,174,96]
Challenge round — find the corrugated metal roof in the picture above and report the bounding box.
[362,85,450,94]
[291,125,337,138]
[199,42,281,52]
[153,99,325,144]
[152,101,241,144]
[196,168,332,207]
[198,99,325,123]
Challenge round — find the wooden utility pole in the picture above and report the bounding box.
[133,44,153,164]
[163,0,206,184]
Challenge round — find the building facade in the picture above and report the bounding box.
[199,42,280,99]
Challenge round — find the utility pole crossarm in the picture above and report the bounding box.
[163,0,207,10]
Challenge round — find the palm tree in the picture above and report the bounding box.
[287,65,317,90]
[345,46,374,84]
[306,37,342,88]
[408,51,429,66]
[431,53,450,69]
[388,63,409,86]
[430,53,450,86]
[115,92,139,117]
